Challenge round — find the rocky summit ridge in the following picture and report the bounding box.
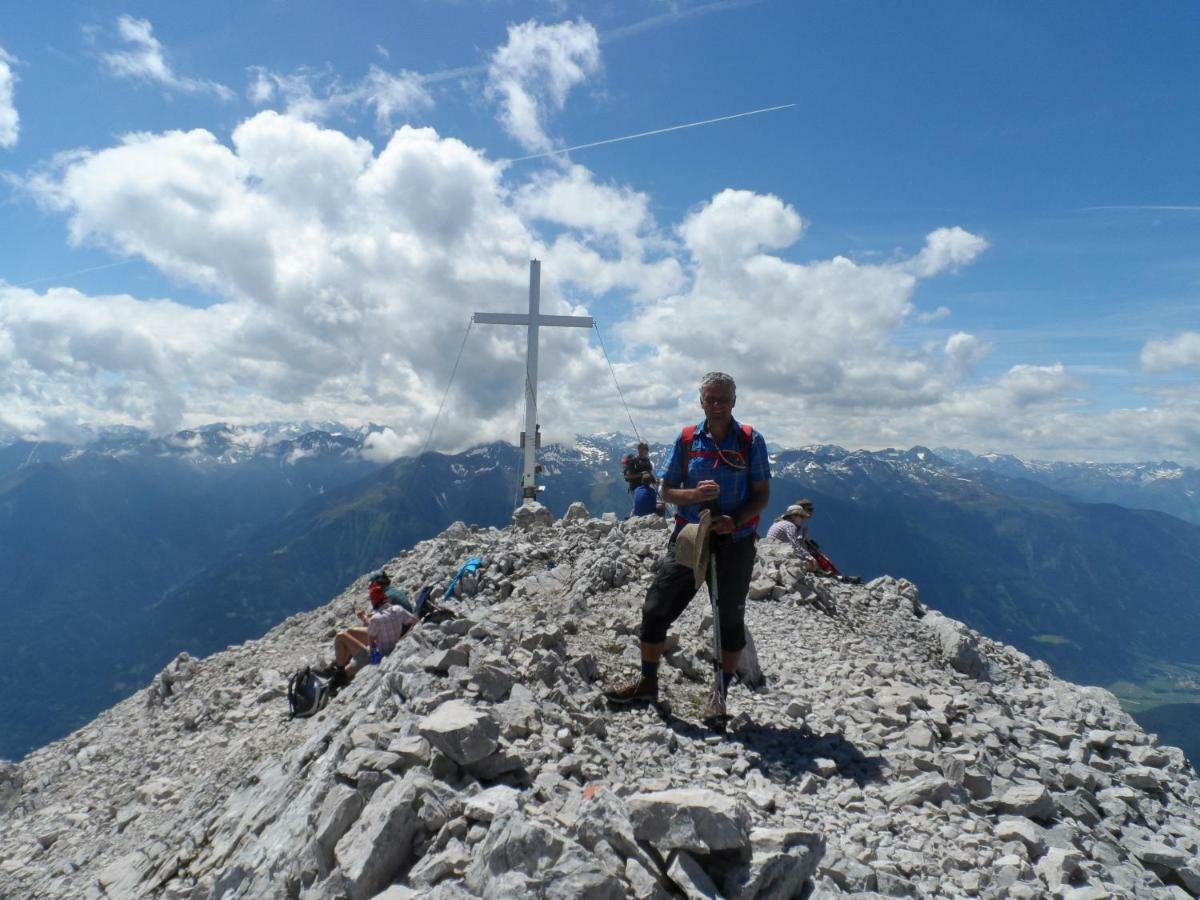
[2,505,1199,899]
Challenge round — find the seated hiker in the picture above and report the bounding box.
[320,582,416,688]
[622,442,655,492]
[766,501,819,572]
[604,371,770,727]
[784,500,858,582]
[629,473,660,518]
[370,570,414,613]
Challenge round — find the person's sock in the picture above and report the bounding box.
[722,671,735,692]
[641,659,659,680]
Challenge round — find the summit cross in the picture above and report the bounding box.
[473,260,594,500]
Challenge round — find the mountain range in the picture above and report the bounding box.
[2,424,1198,762]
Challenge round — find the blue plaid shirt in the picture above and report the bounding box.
[659,417,771,541]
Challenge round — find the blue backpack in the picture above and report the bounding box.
[287,667,331,719]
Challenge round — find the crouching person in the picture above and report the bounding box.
[321,582,416,689]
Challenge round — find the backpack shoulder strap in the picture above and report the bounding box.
[738,423,762,531]
[740,424,756,470]
[679,425,698,482]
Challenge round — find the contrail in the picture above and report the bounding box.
[601,0,764,43]
[506,103,795,163]
[10,259,135,289]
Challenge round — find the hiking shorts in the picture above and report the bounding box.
[640,533,757,652]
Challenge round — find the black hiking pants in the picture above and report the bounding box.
[640,533,757,652]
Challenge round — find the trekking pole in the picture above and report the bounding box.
[706,545,725,717]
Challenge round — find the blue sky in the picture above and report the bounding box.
[1,0,1198,462]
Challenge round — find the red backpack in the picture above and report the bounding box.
[676,423,759,531]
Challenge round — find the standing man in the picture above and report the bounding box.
[604,372,770,724]
[766,501,819,571]
[623,442,655,491]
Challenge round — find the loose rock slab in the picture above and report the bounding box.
[418,700,500,766]
[628,789,752,855]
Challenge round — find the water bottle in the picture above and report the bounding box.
[370,643,382,665]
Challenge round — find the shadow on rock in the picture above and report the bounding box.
[645,706,887,786]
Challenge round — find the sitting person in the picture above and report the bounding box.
[321,582,416,688]
[766,501,819,572]
[370,570,414,613]
[630,473,661,517]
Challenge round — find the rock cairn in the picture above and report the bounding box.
[2,502,1199,898]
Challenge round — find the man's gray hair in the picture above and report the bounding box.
[699,371,736,401]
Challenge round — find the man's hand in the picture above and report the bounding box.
[693,479,720,504]
[356,608,370,624]
[711,515,737,535]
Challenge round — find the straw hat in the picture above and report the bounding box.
[780,502,813,521]
[674,508,713,590]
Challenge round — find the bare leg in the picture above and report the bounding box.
[334,629,368,667]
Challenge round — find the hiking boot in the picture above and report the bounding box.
[702,689,729,729]
[328,664,350,692]
[603,672,658,705]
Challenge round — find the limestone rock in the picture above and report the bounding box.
[470,662,516,702]
[334,773,424,899]
[418,700,500,766]
[997,783,1056,822]
[563,501,589,522]
[922,611,991,681]
[465,785,520,822]
[513,501,555,530]
[737,628,765,688]
[882,773,953,808]
[0,763,22,816]
[628,789,752,855]
[1035,847,1082,890]
[463,813,562,893]
[721,827,824,899]
[669,850,723,899]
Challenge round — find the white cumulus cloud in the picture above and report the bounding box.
[906,226,989,277]
[100,16,233,100]
[679,189,805,271]
[944,332,990,378]
[246,64,432,132]
[516,164,684,299]
[362,427,407,463]
[1141,331,1200,372]
[615,191,990,434]
[0,46,18,148]
[14,112,605,451]
[486,19,601,154]
[16,104,1196,462]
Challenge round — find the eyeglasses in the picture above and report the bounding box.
[701,393,734,407]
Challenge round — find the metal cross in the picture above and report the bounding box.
[473,260,594,500]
